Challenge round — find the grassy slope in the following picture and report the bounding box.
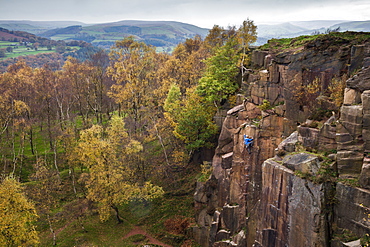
[259,31,370,51]
[34,170,199,247]
[10,118,200,246]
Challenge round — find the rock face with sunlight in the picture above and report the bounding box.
[194,36,370,246]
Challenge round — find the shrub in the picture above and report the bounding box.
[164,215,190,235]
[258,99,272,111]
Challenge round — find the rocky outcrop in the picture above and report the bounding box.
[335,183,370,239]
[194,34,370,247]
[257,158,331,247]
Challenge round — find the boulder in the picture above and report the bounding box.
[243,101,262,119]
[347,66,370,92]
[298,126,319,149]
[340,105,363,125]
[227,105,244,115]
[277,131,298,152]
[282,152,320,175]
[343,88,362,105]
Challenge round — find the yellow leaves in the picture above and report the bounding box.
[292,76,321,108]
[71,115,162,222]
[13,99,30,115]
[328,75,347,108]
[126,139,143,154]
[0,177,39,246]
[172,150,188,164]
[139,181,165,201]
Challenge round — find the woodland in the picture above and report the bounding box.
[0,20,257,246]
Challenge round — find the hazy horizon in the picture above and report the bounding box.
[0,0,369,29]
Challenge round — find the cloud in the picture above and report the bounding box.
[0,0,369,28]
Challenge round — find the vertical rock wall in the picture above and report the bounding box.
[194,37,370,247]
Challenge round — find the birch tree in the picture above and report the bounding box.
[0,176,39,247]
[73,115,163,223]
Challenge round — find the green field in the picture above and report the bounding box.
[0,41,81,60]
[0,41,57,60]
[0,41,18,46]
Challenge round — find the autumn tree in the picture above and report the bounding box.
[197,20,257,107]
[204,25,233,51]
[108,37,158,134]
[0,176,39,246]
[173,88,218,153]
[28,158,62,245]
[163,83,182,123]
[0,62,33,175]
[197,36,241,106]
[32,67,59,150]
[72,115,163,223]
[237,19,257,82]
[158,35,208,93]
[291,76,321,111]
[86,49,113,124]
[61,56,112,127]
[328,75,347,108]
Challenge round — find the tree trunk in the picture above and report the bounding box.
[69,167,77,195]
[111,205,123,224]
[47,214,56,245]
[29,127,35,155]
[53,140,61,181]
[152,120,170,177]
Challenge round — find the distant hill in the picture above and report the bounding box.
[0,20,87,34]
[329,20,370,32]
[0,20,209,51]
[257,22,308,38]
[290,20,345,30]
[254,20,370,45]
[36,20,209,50]
[0,27,50,43]
[2,19,370,48]
[40,25,83,37]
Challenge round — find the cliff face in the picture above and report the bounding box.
[194,34,370,247]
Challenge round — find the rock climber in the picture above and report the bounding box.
[244,135,254,154]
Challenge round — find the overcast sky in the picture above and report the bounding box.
[1,0,370,28]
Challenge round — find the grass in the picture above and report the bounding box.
[0,110,201,246]
[0,41,57,60]
[5,50,55,59]
[259,31,370,51]
[39,212,134,247]
[260,35,320,50]
[33,172,198,247]
[0,41,18,46]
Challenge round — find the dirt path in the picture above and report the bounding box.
[123,225,173,247]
